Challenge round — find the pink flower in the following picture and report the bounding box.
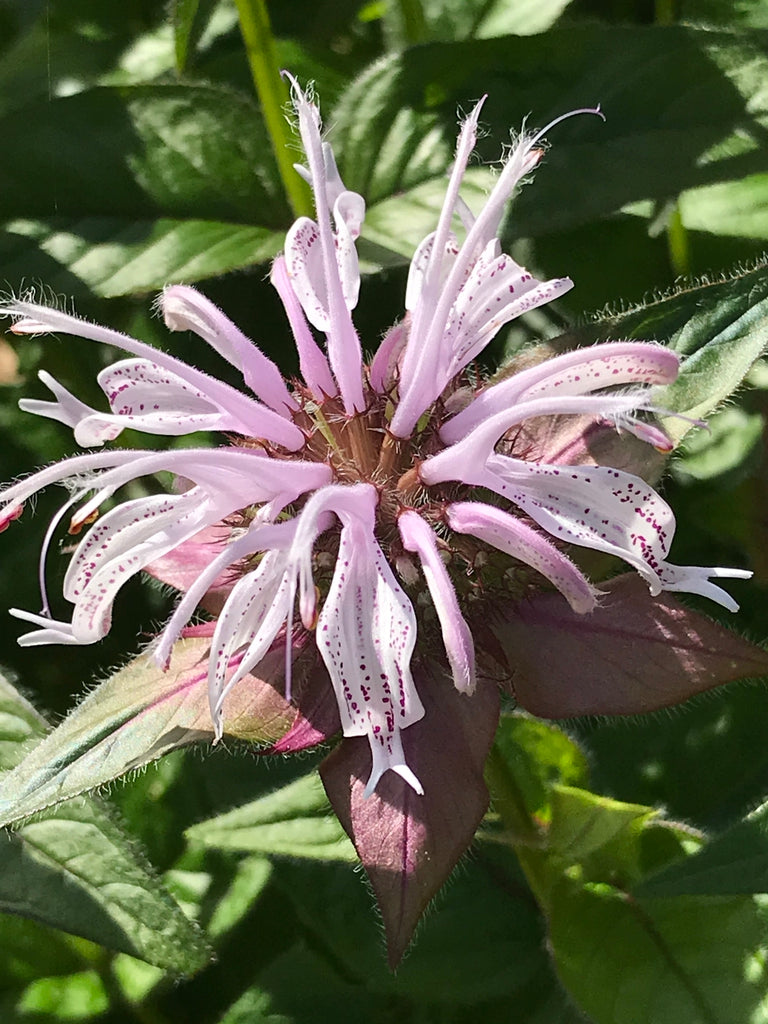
[0,78,749,799]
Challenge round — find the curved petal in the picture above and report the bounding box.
[161,285,297,414]
[270,256,337,400]
[5,301,304,450]
[398,510,476,693]
[442,341,680,444]
[446,501,599,614]
[283,75,365,415]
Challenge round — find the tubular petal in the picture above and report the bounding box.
[442,341,680,443]
[446,501,599,614]
[317,512,424,797]
[161,285,297,414]
[398,510,476,693]
[270,256,337,400]
[5,301,305,450]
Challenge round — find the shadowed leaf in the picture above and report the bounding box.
[186,772,357,861]
[636,797,768,898]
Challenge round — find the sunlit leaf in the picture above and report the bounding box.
[336,25,768,248]
[0,673,211,972]
[0,638,296,827]
[549,884,768,1024]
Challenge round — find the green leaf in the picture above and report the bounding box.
[0,217,283,297]
[0,84,289,297]
[384,0,574,44]
[218,943,375,1024]
[335,25,768,250]
[681,175,768,240]
[273,857,545,1002]
[0,638,295,827]
[547,785,654,863]
[489,714,589,826]
[206,856,273,939]
[636,798,768,898]
[0,673,211,972]
[186,772,358,862]
[674,406,764,481]
[17,970,109,1020]
[556,260,768,445]
[549,884,768,1024]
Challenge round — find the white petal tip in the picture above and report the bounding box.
[363,762,424,799]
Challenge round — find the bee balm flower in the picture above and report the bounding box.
[0,79,749,800]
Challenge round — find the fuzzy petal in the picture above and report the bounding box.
[398,510,476,693]
[270,255,337,400]
[5,301,304,450]
[442,341,679,444]
[446,501,599,614]
[161,285,297,414]
[283,75,365,414]
[19,371,121,445]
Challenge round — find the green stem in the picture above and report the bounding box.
[666,203,690,278]
[654,0,689,277]
[234,0,312,218]
[654,0,676,25]
[396,0,428,44]
[484,740,551,907]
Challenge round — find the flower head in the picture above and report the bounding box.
[0,80,750,798]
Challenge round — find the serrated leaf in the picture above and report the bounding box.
[559,261,768,445]
[335,26,768,247]
[0,84,289,297]
[0,673,210,972]
[636,798,768,898]
[186,772,358,862]
[0,217,283,298]
[0,637,296,827]
[549,884,768,1024]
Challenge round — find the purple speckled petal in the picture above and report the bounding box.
[317,511,424,797]
[442,341,679,443]
[19,371,121,445]
[8,301,305,450]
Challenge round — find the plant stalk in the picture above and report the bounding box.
[234,0,313,218]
